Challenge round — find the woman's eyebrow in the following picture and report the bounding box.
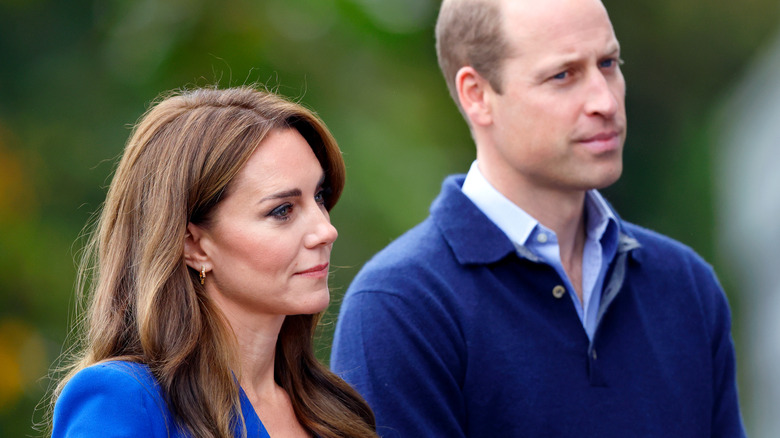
[259,189,302,203]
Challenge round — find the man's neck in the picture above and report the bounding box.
[478,160,588,300]
[479,162,586,239]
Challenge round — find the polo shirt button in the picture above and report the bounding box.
[552,285,566,299]
[592,349,598,360]
[537,233,548,243]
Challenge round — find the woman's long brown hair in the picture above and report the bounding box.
[50,86,376,437]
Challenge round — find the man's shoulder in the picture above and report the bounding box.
[353,176,470,273]
[620,220,722,294]
[358,174,512,271]
[377,217,447,260]
[622,220,709,264]
[352,217,455,286]
[345,183,494,300]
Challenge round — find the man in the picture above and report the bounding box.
[331,0,746,436]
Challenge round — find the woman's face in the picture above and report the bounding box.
[191,128,338,322]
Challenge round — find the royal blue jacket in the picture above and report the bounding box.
[52,360,270,438]
[331,175,745,437]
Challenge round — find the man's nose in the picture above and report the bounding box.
[584,71,621,118]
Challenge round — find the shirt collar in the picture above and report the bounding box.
[584,189,618,244]
[462,160,618,248]
[462,161,538,246]
[430,174,640,266]
[431,175,517,265]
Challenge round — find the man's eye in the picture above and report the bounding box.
[600,58,620,68]
[552,71,568,80]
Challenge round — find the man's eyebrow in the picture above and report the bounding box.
[539,42,622,71]
[605,41,621,55]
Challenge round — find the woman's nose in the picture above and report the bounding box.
[304,208,338,248]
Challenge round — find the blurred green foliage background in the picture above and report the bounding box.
[0,0,777,435]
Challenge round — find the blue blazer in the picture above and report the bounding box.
[52,360,271,437]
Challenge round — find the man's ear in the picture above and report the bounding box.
[456,66,495,127]
[184,222,210,272]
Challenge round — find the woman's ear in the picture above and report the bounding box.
[456,66,495,127]
[184,222,210,272]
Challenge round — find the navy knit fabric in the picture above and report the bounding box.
[332,175,745,438]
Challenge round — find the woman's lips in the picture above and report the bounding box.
[296,263,329,278]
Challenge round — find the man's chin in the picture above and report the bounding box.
[591,165,623,190]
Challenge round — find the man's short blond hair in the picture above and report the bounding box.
[435,0,509,116]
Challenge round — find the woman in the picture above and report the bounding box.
[49,86,377,437]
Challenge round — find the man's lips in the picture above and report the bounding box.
[580,131,619,142]
[576,130,622,153]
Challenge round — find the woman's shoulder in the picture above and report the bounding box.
[53,360,177,437]
[69,360,156,385]
[61,360,167,406]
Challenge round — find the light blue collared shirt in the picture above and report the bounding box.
[462,161,619,339]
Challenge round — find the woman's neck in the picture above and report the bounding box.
[228,315,311,437]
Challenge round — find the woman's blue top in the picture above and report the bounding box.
[52,360,271,437]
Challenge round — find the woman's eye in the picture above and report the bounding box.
[268,203,293,220]
[316,186,332,206]
[314,190,326,205]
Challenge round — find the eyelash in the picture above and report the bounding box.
[268,203,294,221]
[315,189,326,205]
[267,188,329,221]
[600,57,623,68]
[550,57,622,81]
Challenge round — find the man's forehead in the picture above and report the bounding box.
[499,0,617,53]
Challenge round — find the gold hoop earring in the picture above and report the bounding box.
[199,266,206,285]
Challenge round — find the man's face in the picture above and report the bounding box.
[483,0,626,196]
